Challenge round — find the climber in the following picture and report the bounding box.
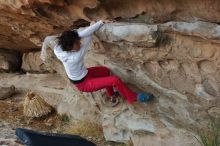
[40,19,154,107]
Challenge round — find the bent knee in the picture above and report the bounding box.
[103,67,111,75]
[111,76,121,83]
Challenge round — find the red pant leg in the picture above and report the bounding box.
[87,66,111,77]
[75,75,137,104]
[87,66,114,96]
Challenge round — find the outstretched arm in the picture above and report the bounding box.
[75,20,104,59]
[78,20,104,38]
[74,19,114,60]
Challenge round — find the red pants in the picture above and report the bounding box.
[74,66,137,104]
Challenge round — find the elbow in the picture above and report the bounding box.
[44,35,58,43]
[44,36,52,43]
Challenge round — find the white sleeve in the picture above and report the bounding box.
[40,35,58,62]
[76,36,92,59]
[78,20,104,38]
[75,20,104,60]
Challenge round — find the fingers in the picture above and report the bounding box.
[103,19,115,23]
[90,19,115,25]
[90,21,96,25]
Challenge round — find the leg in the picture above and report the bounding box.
[87,66,111,77]
[75,75,137,104]
[87,66,114,96]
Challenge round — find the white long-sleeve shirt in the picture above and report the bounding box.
[53,20,104,81]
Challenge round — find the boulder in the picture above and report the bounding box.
[21,51,54,73]
[0,85,15,100]
[96,23,159,47]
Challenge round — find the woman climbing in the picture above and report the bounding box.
[41,19,154,107]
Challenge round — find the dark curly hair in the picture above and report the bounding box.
[57,30,80,51]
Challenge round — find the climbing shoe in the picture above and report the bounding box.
[102,92,120,107]
[137,93,154,103]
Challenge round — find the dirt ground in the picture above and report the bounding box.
[0,89,129,146]
[0,90,62,146]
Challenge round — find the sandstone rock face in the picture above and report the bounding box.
[0,1,220,146]
[85,23,220,145]
[97,23,158,47]
[21,51,54,73]
[159,21,220,40]
[0,0,220,50]
[0,25,36,51]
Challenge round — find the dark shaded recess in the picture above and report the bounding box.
[154,32,172,47]
[114,12,154,24]
[47,4,68,15]
[21,48,41,53]
[0,48,22,72]
[32,7,51,18]
[64,0,75,5]
[72,19,90,28]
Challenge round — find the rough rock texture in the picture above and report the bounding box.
[97,23,159,47]
[0,73,200,146]
[1,0,220,49]
[0,0,220,146]
[36,22,220,145]
[160,21,220,40]
[0,121,23,146]
[0,73,101,123]
[21,51,54,73]
[0,24,37,51]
